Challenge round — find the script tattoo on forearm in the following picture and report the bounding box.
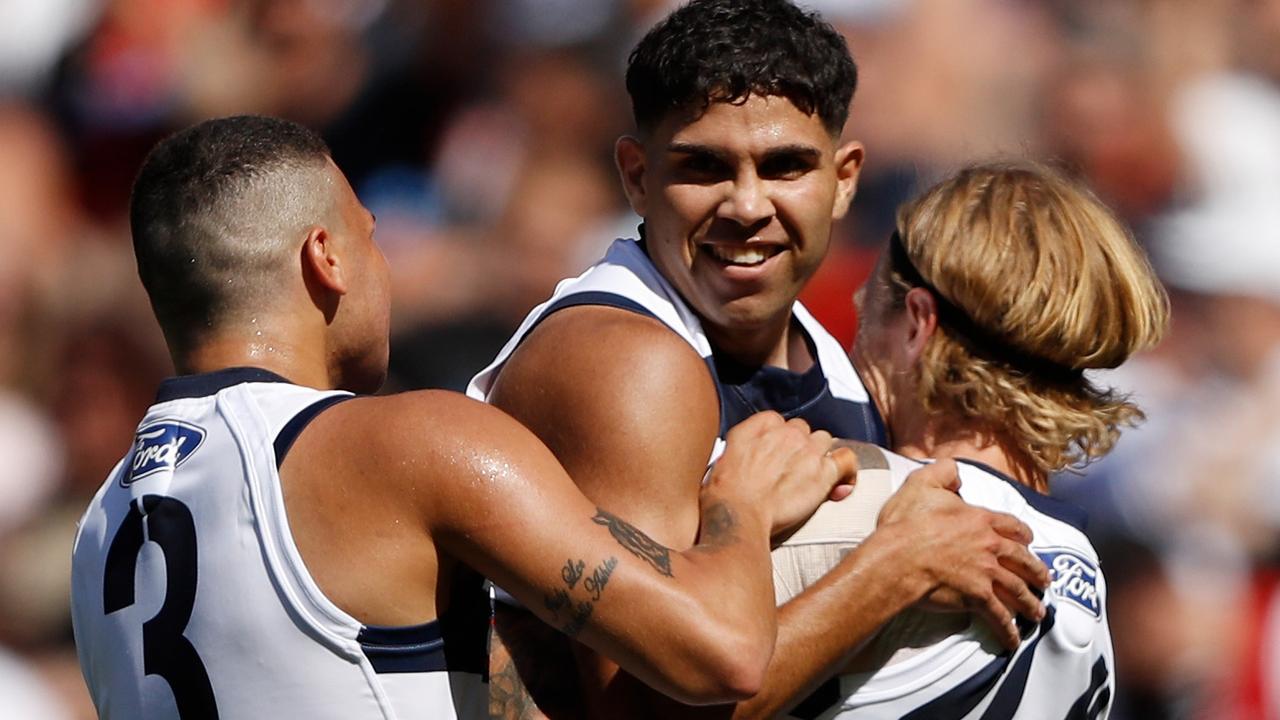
[545,588,571,615]
[583,557,617,601]
[544,556,617,638]
[562,600,594,638]
[592,508,674,577]
[561,559,585,588]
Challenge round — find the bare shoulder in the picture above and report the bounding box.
[491,305,720,453]
[489,305,719,545]
[297,391,561,508]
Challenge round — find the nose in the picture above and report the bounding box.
[719,170,775,227]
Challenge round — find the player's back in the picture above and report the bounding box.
[70,368,487,720]
[774,447,1114,719]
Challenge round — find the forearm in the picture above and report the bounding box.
[576,498,778,704]
[635,523,929,720]
[730,526,928,718]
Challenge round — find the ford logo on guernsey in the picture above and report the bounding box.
[124,421,206,485]
[1037,548,1101,619]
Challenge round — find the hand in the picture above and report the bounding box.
[705,412,858,540]
[878,460,1050,650]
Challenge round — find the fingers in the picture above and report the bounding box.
[971,587,1021,650]
[997,539,1051,590]
[731,410,785,440]
[828,484,855,502]
[825,446,859,484]
[987,511,1035,546]
[990,562,1046,623]
[908,459,962,493]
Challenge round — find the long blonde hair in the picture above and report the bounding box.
[887,163,1169,474]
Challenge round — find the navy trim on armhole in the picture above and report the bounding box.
[355,567,489,676]
[953,459,1090,533]
[273,395,352,469]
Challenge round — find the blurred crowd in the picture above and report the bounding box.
[0,0,1277,717]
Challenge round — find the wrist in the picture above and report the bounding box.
[696,487,769,545]
[853,523,935,607]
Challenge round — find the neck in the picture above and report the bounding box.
[705,314,813,371]
[893,418,1047,493]
[175,334,336,391]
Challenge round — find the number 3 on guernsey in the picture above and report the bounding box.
[103,494,219,719]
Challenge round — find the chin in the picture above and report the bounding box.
[709,294,795,330]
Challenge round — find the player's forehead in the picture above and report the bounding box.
[653,93,834,155]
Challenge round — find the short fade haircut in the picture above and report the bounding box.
[130,115,332,353]
[626,0,858,136]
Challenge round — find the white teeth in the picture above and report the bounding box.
[707,245,775,266]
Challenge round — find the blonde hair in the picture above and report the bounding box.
[888,162,1169,474]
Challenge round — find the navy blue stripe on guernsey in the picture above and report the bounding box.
[977,606,1058,718]
[1064,656,1112,720]
[712,324,889,447]
[155,366,292,403]
[531,291,657,330]
[900,653,1012,720]
[954,459,1089,533]
[895,606,1057,720]
[273,395,351,468]
[359,565,490,675]
[357,620,449,673]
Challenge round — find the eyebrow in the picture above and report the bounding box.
[665,142,823,163]
[666,142,730,161]
[761,144,822,164]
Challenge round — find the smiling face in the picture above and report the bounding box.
[617,94,862,349]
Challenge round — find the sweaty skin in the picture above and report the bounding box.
[485,96,1047,719]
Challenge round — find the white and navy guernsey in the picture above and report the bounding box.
[467,238,887,463]
[71,368,487,720]
[772,450,1115,720]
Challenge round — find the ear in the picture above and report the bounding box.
[301,225,349,296]
[903,287,938,362]
[831,140,865,220]
[615,135,649,217]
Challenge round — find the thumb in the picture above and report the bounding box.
[915,458,962,493]
[828,446,859,484]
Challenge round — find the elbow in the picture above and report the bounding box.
[672,625,771,704]
[712,648,768,703]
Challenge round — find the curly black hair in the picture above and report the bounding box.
[626,0,857,136]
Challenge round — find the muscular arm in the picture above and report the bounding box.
[346,388,849,706]
[487,308,1048,720]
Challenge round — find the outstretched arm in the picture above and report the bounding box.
[483,307,1047,718]
[381,391,853,706]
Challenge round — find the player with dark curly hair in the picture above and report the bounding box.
[469,1,1051,717]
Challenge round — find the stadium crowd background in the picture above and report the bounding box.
[0,0,1277,717]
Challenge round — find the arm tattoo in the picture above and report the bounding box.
[561,559,585,588]
[491,606,584,720]
[545,588,571,615]
[489,638,547,720]
[562,600,595,638]
[592,508,674,577]
[697,501,738,546]
[582,557,617,602]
